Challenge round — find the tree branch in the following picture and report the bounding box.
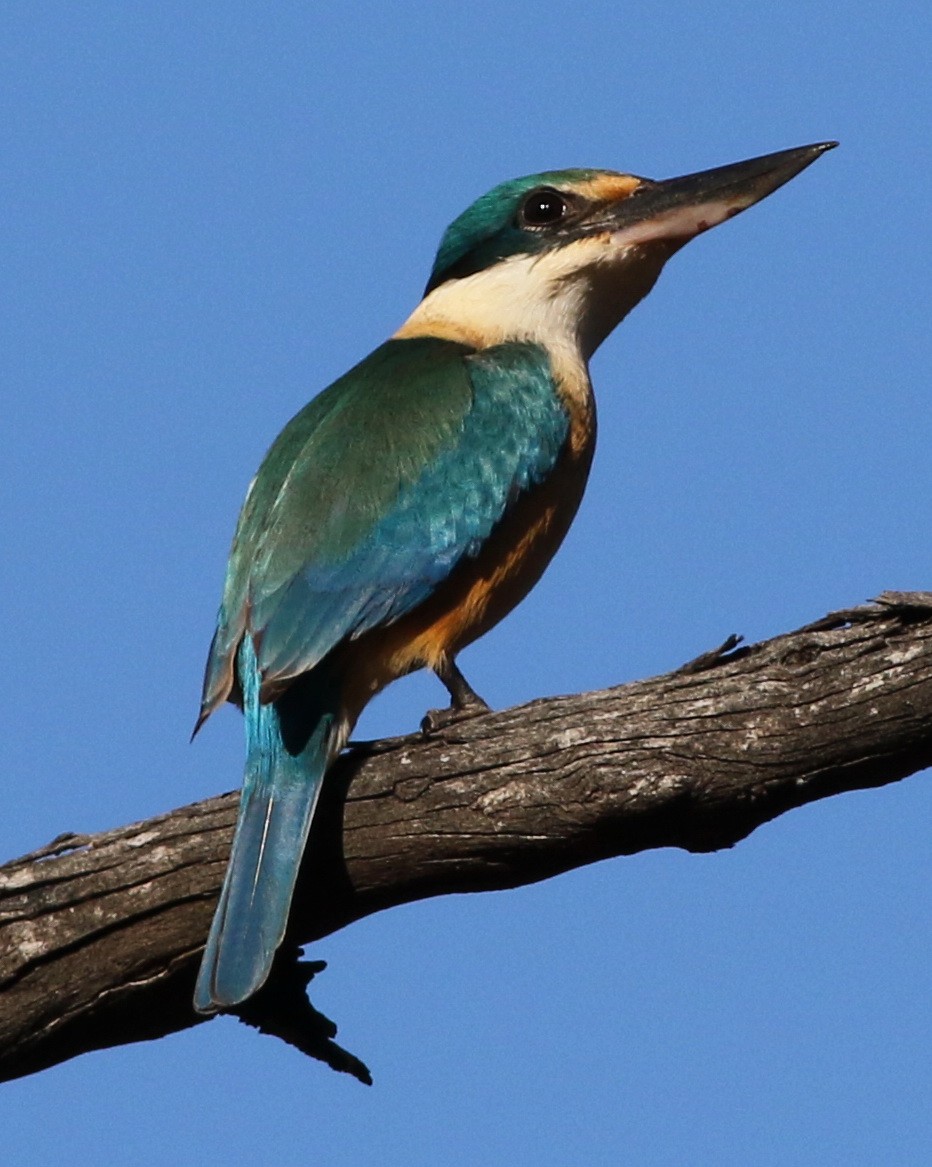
[3,592,932,1083]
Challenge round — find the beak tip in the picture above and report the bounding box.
[784,139,838,181]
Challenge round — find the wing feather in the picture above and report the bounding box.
[198,337,568,716]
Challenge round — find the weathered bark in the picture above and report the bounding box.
[2,592,932,1083]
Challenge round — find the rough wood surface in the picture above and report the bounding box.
[3,592,932,1082]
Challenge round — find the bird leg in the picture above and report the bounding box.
[421,658,491,735]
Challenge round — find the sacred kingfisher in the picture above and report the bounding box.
[193,141,836,1013]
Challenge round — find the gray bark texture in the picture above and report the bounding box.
[3,592,932,1083]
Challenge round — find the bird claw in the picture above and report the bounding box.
[675,633,745,675]
[420,696,490,736]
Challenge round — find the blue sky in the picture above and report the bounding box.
[2,2,931,1163]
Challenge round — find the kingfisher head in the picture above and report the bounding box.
[398,143,836,361]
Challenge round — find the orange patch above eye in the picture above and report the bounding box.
[572,173,644,203]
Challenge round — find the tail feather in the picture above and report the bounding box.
[194,643,342,1013]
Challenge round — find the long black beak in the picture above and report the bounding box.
[602,141,838,246]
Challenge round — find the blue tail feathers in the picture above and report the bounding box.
[194,641,341,1013]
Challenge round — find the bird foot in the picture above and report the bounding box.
[420,694,491,736]
[675,633,745,675]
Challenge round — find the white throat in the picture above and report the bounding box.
[394,237,668,378]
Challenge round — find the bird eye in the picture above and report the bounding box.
[520,188,568,228]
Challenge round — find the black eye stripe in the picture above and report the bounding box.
[520,188,568,228]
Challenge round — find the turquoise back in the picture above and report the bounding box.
[199,337,569,711]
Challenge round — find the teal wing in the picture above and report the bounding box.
[197,336,570,720]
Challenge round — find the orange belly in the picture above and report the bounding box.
[340,433,594,720]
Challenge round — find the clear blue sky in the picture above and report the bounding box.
[2,3,931,1164]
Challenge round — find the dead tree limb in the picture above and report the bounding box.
[3,591,932,1083]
